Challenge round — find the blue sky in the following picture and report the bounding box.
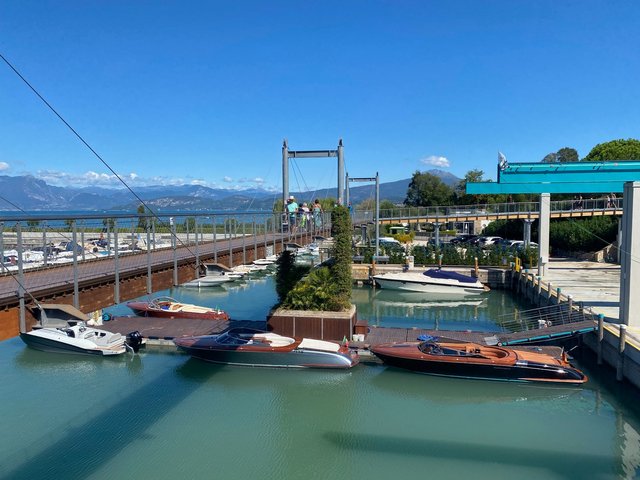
[1,1,639,193]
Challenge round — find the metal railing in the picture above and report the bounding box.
[351,198,624,224]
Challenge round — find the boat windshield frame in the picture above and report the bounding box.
[418,341,484,358]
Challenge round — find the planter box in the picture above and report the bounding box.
[268,305,357,341]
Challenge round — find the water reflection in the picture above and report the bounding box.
[370,367,582,405]
[352,285,525,331]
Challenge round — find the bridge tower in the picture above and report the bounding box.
[282,139,345,208]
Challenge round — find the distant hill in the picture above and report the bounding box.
[0,169,460,212]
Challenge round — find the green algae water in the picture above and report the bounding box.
[1,277,639,479]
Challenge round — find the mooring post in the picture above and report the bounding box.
[555,287,562,305]
[597,313,604,365]
[617,324,627,381]
[567,295,573,323]
[547,281,553,305]
[536,276,542,306]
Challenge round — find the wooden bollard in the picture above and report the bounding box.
[567,295,573,323]
[617,324,627,382]
[547,281,553,305]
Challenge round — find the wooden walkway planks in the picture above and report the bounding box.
[103,316,266,340]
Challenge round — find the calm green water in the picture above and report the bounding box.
[2,276,640,479]
[352,285,530,331]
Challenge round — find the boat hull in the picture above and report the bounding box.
[20,332,124,356]
[174,334,358,369]
[373,275,485,295]
[370,343,586,384]
[178,347,357,368]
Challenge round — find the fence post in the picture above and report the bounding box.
[146,219,152,294]
[17,222,26,333]
[253,215,257,263]
[42,221,48,268]
[617,324,627,381]
[171,217,178,287]
[212,216,217,263]
[195,216,200,273]
[567,295,573,323]
[114,219,121,303]
[227,219,233,268]
[72,220,79,309]
[242,217,246,265]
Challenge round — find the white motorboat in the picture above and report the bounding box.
[181,275,233,288]
[202,262,245,280]
[253,258,276,266]
[373,268,488,295]
[232,264,268,274]
[20,304,143,356]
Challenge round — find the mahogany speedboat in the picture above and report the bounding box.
[126,296,229,321]
[174,328,359,369]
[370,337,587,385]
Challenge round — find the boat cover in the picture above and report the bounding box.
[424,269,478,284]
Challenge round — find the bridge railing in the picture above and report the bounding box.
[0,210,331,277]
[351,197,624,224]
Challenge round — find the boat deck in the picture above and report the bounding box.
[102,317,266,343]
[361,327,567,360]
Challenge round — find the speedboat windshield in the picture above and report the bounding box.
[424,269,478,284]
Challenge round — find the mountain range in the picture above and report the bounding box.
[0,169,461,212]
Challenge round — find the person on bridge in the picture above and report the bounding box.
[286,196,299,234]
[312,199,323,230]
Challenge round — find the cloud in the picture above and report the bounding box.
[420,155,450,168]
[31,169,278,191]
[0,162,9,171]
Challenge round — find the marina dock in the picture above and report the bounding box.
[511,259,640,387]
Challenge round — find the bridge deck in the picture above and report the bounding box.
[0,232,294,304]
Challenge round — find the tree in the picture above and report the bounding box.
[137,204,148,230]
[542,147,579,163]
[379,199,396,211]
[404,171,453,207]
[583,138,640,162]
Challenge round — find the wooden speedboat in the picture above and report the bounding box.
[174,328,359,369]
[370,337,587,384]
[126,296,229,321]
[373,268,488,295]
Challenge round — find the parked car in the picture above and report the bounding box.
[510,240,538,251]
[478,236,503,248]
